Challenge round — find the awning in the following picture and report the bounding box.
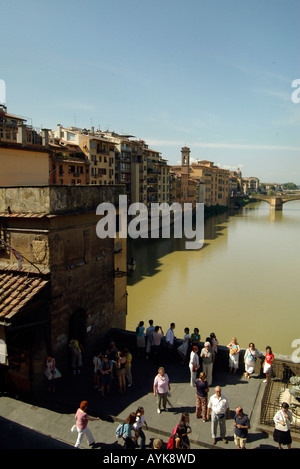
[0,269,49,322]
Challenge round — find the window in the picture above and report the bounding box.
[66,132,76,141]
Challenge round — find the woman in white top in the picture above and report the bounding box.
[273,402,293,449]
[227,337,240,374]
[177,328,190,363]
[133,406,148,449]
[244,342,262,379]
[189,345,200,387]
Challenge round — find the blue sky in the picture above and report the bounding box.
[1,0,300,183]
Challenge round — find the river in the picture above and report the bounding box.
[126,200,300,357]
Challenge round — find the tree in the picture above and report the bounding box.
[283,183,297,190]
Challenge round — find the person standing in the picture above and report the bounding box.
[210,332,219,355]
[200,342,214,386]
[244,343,262,379]
[233,406,250,449]
[207,386,230,445]
[44,355,61,392]
[273,402,293,449]
[195,372,209,421]
[99,355,113,397]
[145,320,155,359]
[190,328,201,348]
[106,340,118,362]
[227,337,240,375]
[136,321,145,357]
[122,413,138,449]
[93,352,102,389]
[73,401,99,448]
[153,367,171,414]
[69,339,83,375]
[263,346,275,383]
[177,327,190,363]
[124,348,133,388]
[165,323,176,358]
[152,326,164,363]
[133,406,148,449]
[189,345,200,387]
[116,351,127,393]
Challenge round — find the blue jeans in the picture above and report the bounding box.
[136,427,146,449]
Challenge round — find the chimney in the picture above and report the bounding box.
[41,129,49,148]
[17,124,27,147]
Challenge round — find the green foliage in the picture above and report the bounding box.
[283,183,297,190]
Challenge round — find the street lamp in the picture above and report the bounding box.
[114,257,136,278]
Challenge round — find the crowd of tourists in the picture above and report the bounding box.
[46,321,294,450]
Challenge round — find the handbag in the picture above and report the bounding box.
[275,411,288,432]
[245,349,255,365]
[44,367,61,380]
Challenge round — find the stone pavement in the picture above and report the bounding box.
[1,351,299,451]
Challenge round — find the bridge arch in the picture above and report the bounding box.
[249,195,300,211]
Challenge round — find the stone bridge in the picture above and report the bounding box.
[249,194,300,210]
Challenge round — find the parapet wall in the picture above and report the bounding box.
[105,328,295,377]
[0,185,125,214]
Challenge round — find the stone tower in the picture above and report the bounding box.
[181,146,190,175]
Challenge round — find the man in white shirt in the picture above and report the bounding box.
[207,386,230,445]
[165,323,176,361]
[165,323,176,347]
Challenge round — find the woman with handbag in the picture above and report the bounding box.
[44,355,61,392]
[73,400,100,449]
[273,402,293,449]
[227,337,240,375]
[243,342,262,380]
[153,367,171,414]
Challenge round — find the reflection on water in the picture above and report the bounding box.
[127,201,300,356]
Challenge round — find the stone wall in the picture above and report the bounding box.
[0,185,125,214]
[103,328,294,376]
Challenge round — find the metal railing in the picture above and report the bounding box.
[260,361,300,434]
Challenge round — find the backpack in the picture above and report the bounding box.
[166,435,175,449]
[115,423,126,439]
[69,340,80,356]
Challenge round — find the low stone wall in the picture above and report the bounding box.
[103,328,272,375]
[104,328,296,378]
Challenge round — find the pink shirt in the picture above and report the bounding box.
[75,409,88,429]
[154,373,169,394]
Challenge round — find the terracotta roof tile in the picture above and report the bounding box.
[0,270,49,320]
